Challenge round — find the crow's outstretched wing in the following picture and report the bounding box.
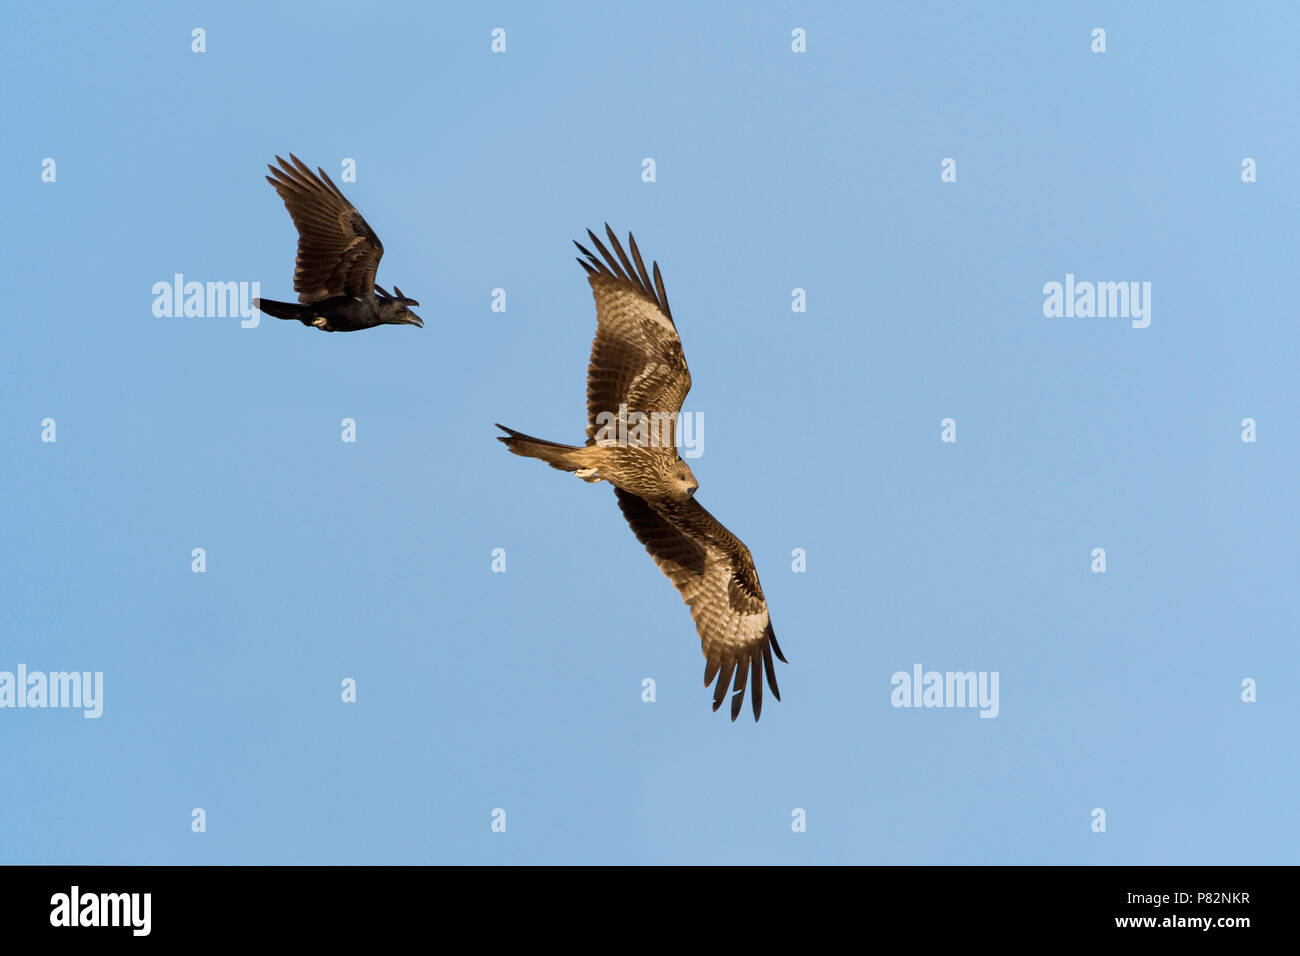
[266,154,384,303]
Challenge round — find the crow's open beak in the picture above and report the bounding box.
[407,313,424,328]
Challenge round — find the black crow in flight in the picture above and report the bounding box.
[253,154,423,332]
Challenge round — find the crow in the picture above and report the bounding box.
[253,154,423,332]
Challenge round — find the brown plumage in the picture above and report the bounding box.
[497,225,785,721]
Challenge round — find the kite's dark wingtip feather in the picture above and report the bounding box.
[704,660,720,686]
[729,663,749,722]
[584,229,627,281]
[652,261,672,321]
[604,227,642,289]
[763,644,781,702]
[769,629,788,664]
[714,661,735,712]
[627,234,657,303]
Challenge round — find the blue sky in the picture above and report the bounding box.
[1,1,1296,864]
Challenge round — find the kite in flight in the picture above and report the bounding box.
[253,154,423,332]
[497,226,785,721]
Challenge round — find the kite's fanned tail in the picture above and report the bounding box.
[495,424,587,472]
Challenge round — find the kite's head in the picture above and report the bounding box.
[671,458,699,501]
[376,285,423,328]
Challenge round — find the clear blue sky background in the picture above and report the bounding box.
[1,1,1296,864]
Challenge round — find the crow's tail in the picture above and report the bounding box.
[253,297,306,322]
[495,424,588,472]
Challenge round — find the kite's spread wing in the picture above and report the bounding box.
[575,227,692,447]
[614,488,784,721]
